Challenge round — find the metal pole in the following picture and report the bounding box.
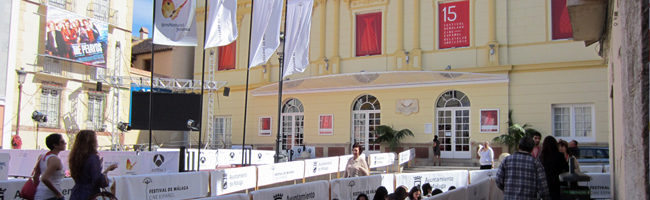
[15,83,22,137]
[148,0,157,152]
[275,0,289,163]
[197,0,210,171]
[242,0,256,166]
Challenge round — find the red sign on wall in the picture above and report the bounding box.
[438,0,470,49]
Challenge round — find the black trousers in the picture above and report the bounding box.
[480,165,492,169]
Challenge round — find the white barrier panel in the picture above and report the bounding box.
[468,169,498,184]
[580,165,604,173]
[0,153,10,180]
[466,178,490,200]
[579,173,611,199]
[338,155,353,172]
[288,146,316,161]
[424,185,467,200]
[217,149,244,165]
[256,161,305,187]
[250,150,275,165]
[304,157,339,177]
[137,151,180,174]
[395,170,468,192]
[98,151,139,176]
[196,193,249,200]
[489,178,504,200]
[199,149,219,170]
[251,180,329,200]
[114,171,209,200]
[0,149,46,177]
[398,148,415,165]
[210,166,257,196]
[368,153,395,168]
[330,174,395,200]
[0,179,27,199]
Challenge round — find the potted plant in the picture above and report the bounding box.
[375,125,414,152]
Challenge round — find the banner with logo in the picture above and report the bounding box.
[0,149,46,177]
[98,151,139,176]
[425,185,467,200]
[368,153,395,168]
[251,180,329,200]
[330,174,395,200]
[217,149,244,165]
[338,155,354,172]
[579,173,610,199]
[196,193,249,200]
[282,0,314,77]
[398,149,415,165]
[250,150,275,165]
[438,0,470,49]
[0,153,9,180]
[138,151,180,174]
[304,157,339,177]
[45,7,108,67]
[395,170,468,192]
[114,171,209,200]
[198,149,219,170]
[0,179,28,199]
[210,166,257,196]
[153,0,197,46]
[256,161,305,186]
[204,0,238,49]
[467,178,490,200]
[288,146,315,161]
[469,169,497,184]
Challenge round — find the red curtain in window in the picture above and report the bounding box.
[552,0,573,40]
[218,41,236,70]
[356,13,382,56]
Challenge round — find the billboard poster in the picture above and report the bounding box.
[45,6,108,67]
[438,0,470,49]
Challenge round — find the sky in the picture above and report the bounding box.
[132,0,153,38]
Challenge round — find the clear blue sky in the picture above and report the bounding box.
[132,0,153,38]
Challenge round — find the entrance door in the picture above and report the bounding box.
[281,99,304,150]
[436,90,471,158]
[351,95,381,153]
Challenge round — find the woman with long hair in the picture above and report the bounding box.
[407,186,422,200]
[68,130,117,200]
[344,143,370,177]
[34,133,66,200]
[539,136,569,200]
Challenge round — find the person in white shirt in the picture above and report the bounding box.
[477,141,494,169]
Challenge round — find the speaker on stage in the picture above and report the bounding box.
[223,87,230,96]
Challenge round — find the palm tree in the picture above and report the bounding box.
[375,125,414,152]
[492,110,540,153]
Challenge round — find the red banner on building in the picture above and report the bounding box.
[438,0,470,49]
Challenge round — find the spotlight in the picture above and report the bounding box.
[117,122,130,132]
[186,119,199,131]
[31,111,47,123]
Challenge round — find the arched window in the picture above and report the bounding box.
[281,98,304,150]
[435,90,471,158]
[351,95,381,152]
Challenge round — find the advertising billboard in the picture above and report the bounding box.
[45,7,108,67]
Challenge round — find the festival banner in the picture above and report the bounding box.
[0,149,46,177]
[198,149,219,170]
[217,149,244,165]
[248,0,283,68]
[114,171,209,200]
[469,169,498,184]
[330,174,395,200]
[98,151,139,176]
[251,180,329,200]
[579,173,611,199]
[137,151,180,174]
[0,179,28,199]
[196,193,249,200]
[304,157,339,177]
[256,161,305,186]
[249,150,275,165]
[282,0,314,77]
[204,0,238,49]
[395,170,469,192]
[153,0,197,46]
[368,152,395,168]
[45,7,108,67]
[210,166,257,196]
[424,185,467,200]
[438,0,470,49]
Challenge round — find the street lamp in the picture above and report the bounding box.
[32,111,47,149]
[13,69,26,149]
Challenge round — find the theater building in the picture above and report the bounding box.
[189,0,608,162]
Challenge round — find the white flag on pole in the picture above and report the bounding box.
[283,0,313,77]
[153,0,198,46]
[248,0,283,68]
[204,0,238,49]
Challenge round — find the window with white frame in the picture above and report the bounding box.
[213,116,232,148]
[552,104,594,141]
[40,87,61,128]
[88,94,104,131]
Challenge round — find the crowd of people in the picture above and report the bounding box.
[350,184,457,200]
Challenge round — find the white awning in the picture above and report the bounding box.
[251,71,508,96]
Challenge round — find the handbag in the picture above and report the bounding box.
[20,154,43,200]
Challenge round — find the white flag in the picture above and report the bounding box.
[204,0,238,49]
[248,0,283,68]
[153,0,197,46]
[283,0,313,77]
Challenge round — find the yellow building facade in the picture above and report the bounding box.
[4,0,134,149]
[189,0,607,160]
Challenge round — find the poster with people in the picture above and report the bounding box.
[45,6,108,67]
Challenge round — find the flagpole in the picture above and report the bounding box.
[241,0,255,166]
[197,0,211,171]
[274,0,289,163]
[148,0,157,152]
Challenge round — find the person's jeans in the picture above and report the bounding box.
[480,165,492,169]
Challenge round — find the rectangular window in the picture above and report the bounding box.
[143,59,152,71]
[355,12,382,56]
[40,88,61,128]
[551,0,573,40]
[259,117,272,136]
[213,116,232,148]
[552,104,594,141]
[88,94,104,131]
[218,41,237,71]
[319,114,333,135]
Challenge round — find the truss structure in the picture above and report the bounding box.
[104,76,227,91]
